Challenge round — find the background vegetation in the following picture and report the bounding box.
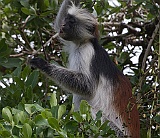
[0,0,159,137]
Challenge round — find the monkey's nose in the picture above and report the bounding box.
[60,24,65,33]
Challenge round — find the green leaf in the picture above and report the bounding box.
[130,76,139,85]
[37,0,48,11]
[0,130,11,137]
[2,107,13,122]
[14,77,24,90]
[104,42,116,50]
[25,104,35,115]
[80,100,90,115]
[35,126,45,136]
[25,104,44,115]
[22,66,31,80]
[22,123,32,138]
[95,120,101,128]
[50,92,57,107]
[0,39,7,52]
[40,10,54,17]
[99,120,112,135]
[33,103,44,111]
[3,0,12,4]
[94,2,103,15]
[49,0,58,10]
[99,120,109,130]
[34,115,49,126]
[72,112,82,122]
[25,85,33,99]
[58,129,68,137]
[154,115,160,123]
[18,111,28,124]
[44,0,49,7]
[41,110,52,119]
[48,117,59,130]
[12,108,22,114]
[0,58,21,68]
[58,105,66,120]
[20,0,29,7]
[51,106,59,119]
[13,113,20,125]
[12,66,22,77]
[96,110,102,120]
[25,70,39,88]
[118,52,130,64]
[0,39,11,58]
[65,103,74,121]
[141,84,150,93]
[89,124,99,134]
[64,120,78,133]
[21,7,31,15]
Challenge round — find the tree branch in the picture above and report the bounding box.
[142,20,160,70]
[11,33,60,58]
[43,33,59,48]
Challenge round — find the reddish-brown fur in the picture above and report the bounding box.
[114,74,140,138]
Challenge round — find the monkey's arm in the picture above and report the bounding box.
[30,58,93,96]
[54,0,80,32]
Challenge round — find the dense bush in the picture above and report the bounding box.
[1,97,115,137]
[0,0,159,137]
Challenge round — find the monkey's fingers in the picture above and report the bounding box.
[29,58,49,70]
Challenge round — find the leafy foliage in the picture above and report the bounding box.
[0,0,160,137]
[0,99,115,137]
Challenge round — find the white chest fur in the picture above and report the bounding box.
[65,42,95,76]
[63,41,95,110]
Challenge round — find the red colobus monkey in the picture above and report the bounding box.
[30,0,140,137]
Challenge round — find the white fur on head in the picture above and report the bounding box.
[67,2,98,40]
[68,2,97,25]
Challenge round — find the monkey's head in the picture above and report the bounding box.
[59,4,98,42]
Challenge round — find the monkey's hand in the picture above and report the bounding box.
[29,58,49,71]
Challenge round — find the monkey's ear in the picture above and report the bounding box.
[87,25,99,39]
[93,24,99,39]
[87,26,95,34]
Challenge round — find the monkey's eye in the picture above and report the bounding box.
[65,14,77,24]
[69,18,76,24]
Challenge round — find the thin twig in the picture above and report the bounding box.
[142,20,160,70]
[10,52,25,57]
[22,15,31,29]
[30,33,59,57]
[43,33,59,48]
[9,51,43,57]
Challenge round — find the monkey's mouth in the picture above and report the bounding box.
[60,29,64,34]
[59,29,66,38]
[59,29,64,35]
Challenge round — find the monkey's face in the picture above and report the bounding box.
[59,14,95,42]
[59,14,78,41]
